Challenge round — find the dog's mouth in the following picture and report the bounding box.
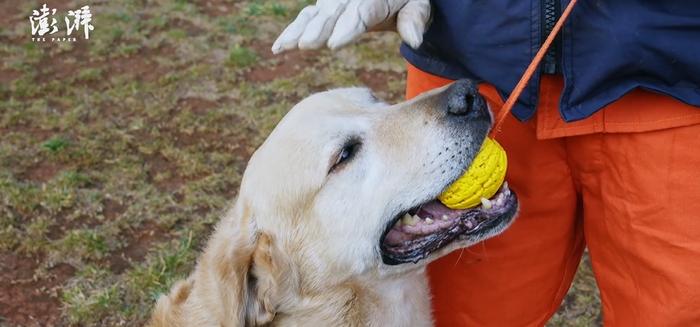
[380,183,517,265]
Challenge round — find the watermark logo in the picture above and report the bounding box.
[30,4,94,42]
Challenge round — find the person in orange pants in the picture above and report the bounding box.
[407,64,700,326]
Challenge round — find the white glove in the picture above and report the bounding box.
[271,0,431,54]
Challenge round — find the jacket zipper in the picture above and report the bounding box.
[541,0,561,74]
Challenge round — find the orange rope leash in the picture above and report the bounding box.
[490,0,579,137]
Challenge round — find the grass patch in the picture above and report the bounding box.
[42,137,70,153]
[128,232,196,301]
[227,45,258,68]
[63,283,122,324]
[59,229,111,260]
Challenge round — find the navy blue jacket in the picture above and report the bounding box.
[401,1,700,122]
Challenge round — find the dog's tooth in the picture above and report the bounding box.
[425,218,434,224]
[503,181,509,190]
[441,215,449,221]
[411,215,421,226]
[401,214,412,225]
[481,197,493,209]
[496,196,505,206]
[405,214,420,226]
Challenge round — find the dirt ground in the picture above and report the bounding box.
[0,0,600,325]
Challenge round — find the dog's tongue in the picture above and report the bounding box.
[416,200,467,220]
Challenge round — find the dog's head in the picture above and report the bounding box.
[242,79,517,275]
[149,80,518,326]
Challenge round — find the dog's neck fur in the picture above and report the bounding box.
[271,270,433,326]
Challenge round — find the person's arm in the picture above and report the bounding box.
[272,0,431,54]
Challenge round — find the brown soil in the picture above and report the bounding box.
[0,252,75,327]
[0,68,21,85]
[175,97,219,115]
[244,41,321,82]
[0,0,21,28]
[193,0,235,17]
[23,161,63,183]
[107,221,169,274]
[145,154,184,191]
[357,69,405,101]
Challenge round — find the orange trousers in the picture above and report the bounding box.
[406,64,700,326]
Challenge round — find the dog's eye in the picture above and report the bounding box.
[330,141,361,172]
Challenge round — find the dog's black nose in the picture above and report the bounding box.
[445,79,485,117]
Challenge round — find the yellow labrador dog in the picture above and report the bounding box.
[148,80,518,326]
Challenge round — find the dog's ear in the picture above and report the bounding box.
[204,202,285,326]
[147,278,193,327]
[244,233,280,325]
[148,201,289,326]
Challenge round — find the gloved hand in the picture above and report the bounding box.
[271,0,431,54]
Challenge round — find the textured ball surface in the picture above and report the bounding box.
[438,137,507,209]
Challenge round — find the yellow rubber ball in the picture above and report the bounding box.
[438,137,507,209]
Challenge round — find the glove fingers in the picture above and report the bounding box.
[271,6,319,54]
[358,0,393,29]
[396,0,430,49]
[328,0,403,49]
[327,1,366,49]
[298,2,346,49]
[272,0,426,53]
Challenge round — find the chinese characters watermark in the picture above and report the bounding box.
[29,4,94,42]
